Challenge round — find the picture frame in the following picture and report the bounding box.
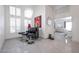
[34,16,41,28]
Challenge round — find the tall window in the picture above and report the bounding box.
[66,22,72,31]
[16,8,21,16]
[9,6,21,33]
[16,18,21,32]
[65,16,72,31]
[24,9,33,18]
[9,6,15,16]
[10,17,15,33]
[24,9,33,31]
[24,19,31,31]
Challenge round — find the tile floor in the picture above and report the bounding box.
[1,34,79,53]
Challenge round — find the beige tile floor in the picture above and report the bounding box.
[1,34,79,53]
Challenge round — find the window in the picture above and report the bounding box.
[16,18,21,32]
[66,22,72,31]
[16,8,21,16]
[9,6,21,33]
[24,19,31,31]
[24,9,33,18]
[54,16,72,31]
[48,20,52,25]
[24,9,33,31]
[24,19,28,30]
[9,6,15,16]
[10,17,15,33]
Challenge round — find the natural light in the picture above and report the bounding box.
[24,19,31,31]
[66,22,72,31]
[9,6,15,16]
[16,18,21,32]
[24,9,33,18]
[16,8,21,16]
[9,6,21,33]
[10,17,16,33]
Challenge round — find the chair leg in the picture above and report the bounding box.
[28,36,34,44]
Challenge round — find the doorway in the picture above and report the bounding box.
[54,16,72,41]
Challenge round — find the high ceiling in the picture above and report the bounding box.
[49,5,69,10]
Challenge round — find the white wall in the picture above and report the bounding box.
[70,6,79,42]
[34,5,46,38]
[54,6,70,19]
[44,6,55,38]
[0,5,5,51]
[34,5,55,38]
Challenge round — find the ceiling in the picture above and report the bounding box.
[49,5,69,10]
